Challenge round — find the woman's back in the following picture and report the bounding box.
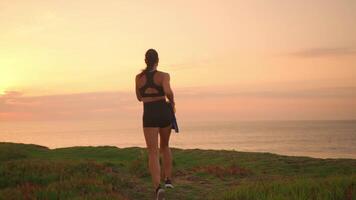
[136,70,168,102]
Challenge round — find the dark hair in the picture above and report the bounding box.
[141,49,159,75]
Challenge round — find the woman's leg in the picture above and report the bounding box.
[143,127,161,189]
[159,124,172,180]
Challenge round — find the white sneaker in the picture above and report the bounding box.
[155,185,165,200]
[164,178,174,189]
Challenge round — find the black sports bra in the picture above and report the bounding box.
[139,70,165,97]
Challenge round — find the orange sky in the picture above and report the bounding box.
[1,0,356,121]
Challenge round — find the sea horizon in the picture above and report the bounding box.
[1,119,355,159]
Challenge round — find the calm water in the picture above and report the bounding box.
[0,120,355,159]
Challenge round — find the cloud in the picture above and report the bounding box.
[290,47,356,58]
[0,91,140,121]
[0,91,23,98]
[175,86,356,99]
[1,86,355,121]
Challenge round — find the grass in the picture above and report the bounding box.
[223,176,355,200]
[0,142,355,200]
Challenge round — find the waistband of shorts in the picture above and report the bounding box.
[143,99,167,105]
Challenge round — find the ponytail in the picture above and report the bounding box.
[140,49,159,76]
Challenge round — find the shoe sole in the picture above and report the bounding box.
[156,189,165,200]
[165,184,174,189]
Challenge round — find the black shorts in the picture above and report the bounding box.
[143,99,173,128]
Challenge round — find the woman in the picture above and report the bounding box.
[135,49,175,200]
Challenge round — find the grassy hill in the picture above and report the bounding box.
[0,142,355,200]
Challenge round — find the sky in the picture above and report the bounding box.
[1,0,356,121]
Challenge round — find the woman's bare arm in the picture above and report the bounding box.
[162,73,175,107]
[135,75,142,102]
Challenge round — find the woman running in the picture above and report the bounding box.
[135,49,175,200]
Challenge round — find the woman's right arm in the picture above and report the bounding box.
[135,75,142,102]
[162,73,175,110]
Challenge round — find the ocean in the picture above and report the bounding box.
[0,120,355,159]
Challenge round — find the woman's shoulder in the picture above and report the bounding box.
[156,70,169,76]
[135,72,145,80]
[135,70,169,79]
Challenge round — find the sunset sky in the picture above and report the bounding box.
[1,0,355,121]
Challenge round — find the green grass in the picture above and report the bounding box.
[223,176,355,200]
[0,142,355,200]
